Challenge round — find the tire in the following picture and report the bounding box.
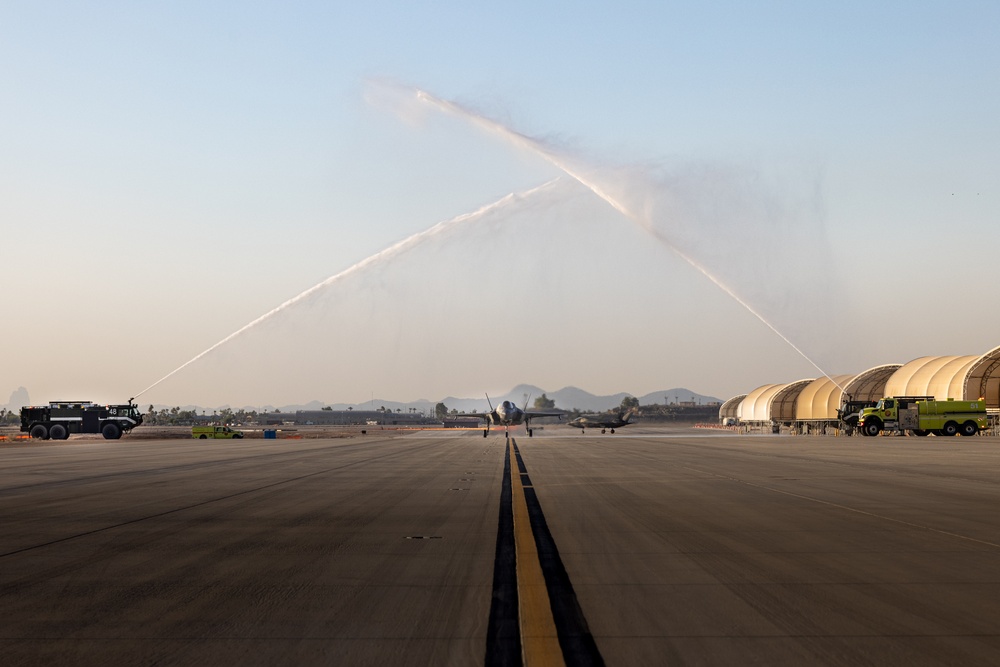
[941,422,958,437]
[862,422,881,437]
[102,423,122,440]
[913,429,930,437]
[49,424,68,440]
[234,434,243,439]
[199,434,208,439]
[29,424,49,440]
[960,421,979,437]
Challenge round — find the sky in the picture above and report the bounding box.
[3,1,999,410]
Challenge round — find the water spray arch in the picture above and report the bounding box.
[133,179,562,401]
[397,83,846,391]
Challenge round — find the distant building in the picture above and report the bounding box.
[442,419,480,429]
[257,410,428,426]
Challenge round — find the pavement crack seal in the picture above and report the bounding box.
[487,439,604,667]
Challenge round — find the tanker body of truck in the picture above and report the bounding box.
[858,397,986,437]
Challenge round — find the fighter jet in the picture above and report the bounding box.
[567,409,636,434]
[456,395,563,438]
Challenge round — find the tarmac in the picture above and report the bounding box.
[3,426,1000,666]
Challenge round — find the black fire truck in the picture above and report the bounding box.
[20,400,144,440]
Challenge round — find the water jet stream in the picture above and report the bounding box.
[134,178,562,400]
[405,85,843,390]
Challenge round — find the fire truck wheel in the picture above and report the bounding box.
[49,424,68,440]
[913,429,930,437]
[862,422,881,437]
[960,421,979,437]
[941,422,958,437]
[29,424,49,440]
[102,423,122,440]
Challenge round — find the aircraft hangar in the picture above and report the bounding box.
[720,344,1000,432]
[718,394,745,424]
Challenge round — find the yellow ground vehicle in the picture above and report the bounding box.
[192,425,245,439]
[858,397,987,437]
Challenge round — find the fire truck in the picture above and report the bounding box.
[20,400,144,440]
[192,425,245,439]
[858,396,987,437]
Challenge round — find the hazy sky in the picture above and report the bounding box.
[3,2,998,409]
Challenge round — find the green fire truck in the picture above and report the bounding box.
[858,396,987,437]
[20,400,143,440]
[192,425,245,439]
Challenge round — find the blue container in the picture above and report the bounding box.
[263,429,277,439]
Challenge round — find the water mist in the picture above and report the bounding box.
[386,82,843,390]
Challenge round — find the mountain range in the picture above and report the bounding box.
[6,385,721,415]
[257,385,720,414]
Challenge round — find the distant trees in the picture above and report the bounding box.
[141,406,258,426]
[435,403,449,419]
[533,394,556,409]
[0,408,18,426]
[620,396,640,412]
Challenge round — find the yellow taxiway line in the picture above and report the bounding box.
[509,438,566,667]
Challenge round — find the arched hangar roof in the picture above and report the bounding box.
[795,375,855,420]
[965,345,1000,410]
[884,356,978,401]
[737,384,784,422]
[770,379,814,422]
[719,395,746,421]
[841,364,901,403]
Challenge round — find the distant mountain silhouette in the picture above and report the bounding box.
[137,386,721,416]
[334,385,720,414]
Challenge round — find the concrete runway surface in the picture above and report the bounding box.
[3,427,1000,666]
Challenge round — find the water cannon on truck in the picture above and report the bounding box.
[20,399,143,440]
[858,396,986,437]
